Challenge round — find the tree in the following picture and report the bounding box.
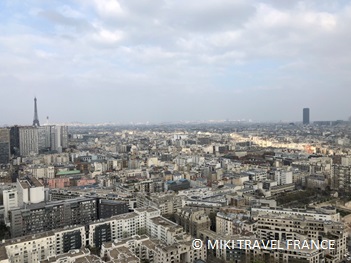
[137,227,147,235]
[0,222,10,239]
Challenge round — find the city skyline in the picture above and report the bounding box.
[1,96,347,126]
[1,0,351,124]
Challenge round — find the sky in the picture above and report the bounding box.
[0,0,351,125]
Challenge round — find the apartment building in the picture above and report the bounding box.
[199,229,326,263]
[136,193,183,215]
[1,189,18,224]
[1,207,206,263]
[331,165,351,192]
[88,207,162,248]
[256,214,347,262]
[273,169,293,185]
[89,212,143,248]
[16,177,45,207]
[40,249,101,263]
[101,235,156,263]
[216,211,254,236]
[147,216,184,245]
[29,166,55,179]
[101,234,206,263]
[9,197,97,238]
[19,127,39,156]
[2,226,86,263]
[198,229,256,263]
[155,238,206,263]
[134,179,164,193]
[251,206,340,222]
[0,128,10,164]
[97,199,129,219]
[174,208,211,238]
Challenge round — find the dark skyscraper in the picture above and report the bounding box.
[33,97,40,127]
[10,126,20,156]
[0,128,10,164]
[303,108,310,124]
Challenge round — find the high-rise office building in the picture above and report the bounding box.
[303,108,310,124]
[38,126,52,153]
[61,126,69,149]
[19,126,39,156]
[50,125,69,152]
[53,126,62,152]
[10,126,20,156]
[37,125,69,154]
[0,128,10,164]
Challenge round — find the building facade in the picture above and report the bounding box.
[303,108,310,124]
[19,127,39,156]
[0,128,10,164]
[9,197,97,238]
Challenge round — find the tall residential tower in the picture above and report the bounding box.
[0,128,10,164]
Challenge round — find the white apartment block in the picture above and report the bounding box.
[155,239,206,263]
[2,190,18,224]
[88,212,142,246]
[200,229,326,263]
[251,207,340,222]
[216,212,254,236]
[0,207,206,263]
[101,235,155,263]
[245,169,267,181]
[16,177,45,207]
[40,249,101,263]
[256,214,347,262]
[89,208,184,246]
[2,225,85,263]
[216,212,234,235]
[101,234,206,263]
[89,207,181,248]
[274,169,293,185]
[54,227,86,256]
[258,246,323,263]
[43,154,70,165]
[147,217,184,245]
[4,233,56,263]
[136,194,183,215]
[26,166,55,179]
[341,156,351,166]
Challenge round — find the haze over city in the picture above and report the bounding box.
[1,0,351,125]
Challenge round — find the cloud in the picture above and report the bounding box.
[90,27,124,46]
[38,10,92,32]
[1,0,351,124]
[92,0,124,17]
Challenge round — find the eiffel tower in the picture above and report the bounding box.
[33,97,40,127]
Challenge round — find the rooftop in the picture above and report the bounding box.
[18,177,43,188]
[108,246,139,263]
[56,170,82,176]
[41,249,91,263]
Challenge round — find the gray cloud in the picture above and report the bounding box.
[1,0,351,125]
